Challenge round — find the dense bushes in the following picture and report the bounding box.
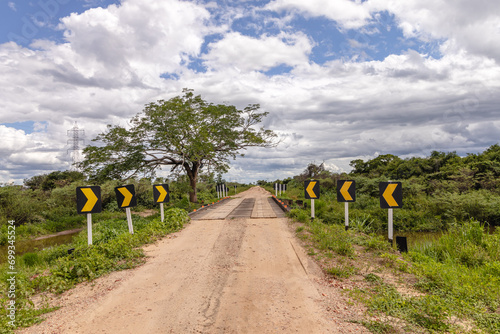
[0,186,45,225]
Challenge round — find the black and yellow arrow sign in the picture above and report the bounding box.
[379,182,403,209]
[337,180,356,202]
[76,186,102,214]
[304,180,320,199]
[115,184,137,208]
[153,184,170,203]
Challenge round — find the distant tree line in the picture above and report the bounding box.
[349,144,500,193]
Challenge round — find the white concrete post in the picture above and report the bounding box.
[87,213,92,245]
[311,199,315,219]
[126,207,134,234]
[345,202,349,231]
[160,203,164,222]
[388,208,393,243]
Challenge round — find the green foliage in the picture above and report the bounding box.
[295,226,305,233]
[350,145,500,195]
[276,157,500,233]
[326,263,357,278]
[361,234,391,252]
[288,208,310,224]
[414,220,499,268]
[308,219,355,257]
[364,273,383,283]
[357,320,397,334]
[21,252,41,267]
[0,186,45,225]
[350,214,376,233]
[24,170,85,191]
[400,221,500,333]
[364,284,452,332]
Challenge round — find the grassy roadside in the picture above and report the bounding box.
[288,209,500,333]
[0,208,189,333]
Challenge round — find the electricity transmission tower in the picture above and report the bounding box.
[67,122,85,171]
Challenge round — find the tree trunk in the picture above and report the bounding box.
[189,175,197,203]
[185,161,199,203]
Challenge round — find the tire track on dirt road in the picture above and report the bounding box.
[197,219,247,330]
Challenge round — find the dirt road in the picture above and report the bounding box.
[21,187,368,334]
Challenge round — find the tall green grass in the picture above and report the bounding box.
[360,220,500,333]
[407,220,500,333]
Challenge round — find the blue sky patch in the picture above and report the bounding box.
[1,0,120,46]
[262,64,294,76]
[160,72,180,80]
[1,120,48,134]
[187,56,208,73]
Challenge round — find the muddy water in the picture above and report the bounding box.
[0,229,82,264]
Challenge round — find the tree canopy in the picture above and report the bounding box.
[24,170,85,191]
[80,89,277,202]
[348,145,500,192]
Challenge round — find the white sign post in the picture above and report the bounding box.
[388,208,393,243]
[311,199,315,219]
[160,202,165,222]
[345,202,349,231]
[126,207,134,234]
[87,213,92,245]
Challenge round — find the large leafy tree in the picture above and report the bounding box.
[80,89,277,202]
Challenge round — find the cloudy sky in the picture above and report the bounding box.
[1,0,499,184]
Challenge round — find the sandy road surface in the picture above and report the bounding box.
[20,187,368,334]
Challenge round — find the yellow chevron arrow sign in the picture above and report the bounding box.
[153,184,170,203]
[337,180,356,203]
[81,188,98,212]
[118,187,133,207]
[340,181,353,201]
[304,180,320,199]
[306,181,316,197]
[155,186,167,202]
[382,184,398,207]
[115,185,137,208]
[76,186,102,214]
[379,182,402,209]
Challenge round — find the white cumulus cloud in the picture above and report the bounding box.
[203,31,313,72]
